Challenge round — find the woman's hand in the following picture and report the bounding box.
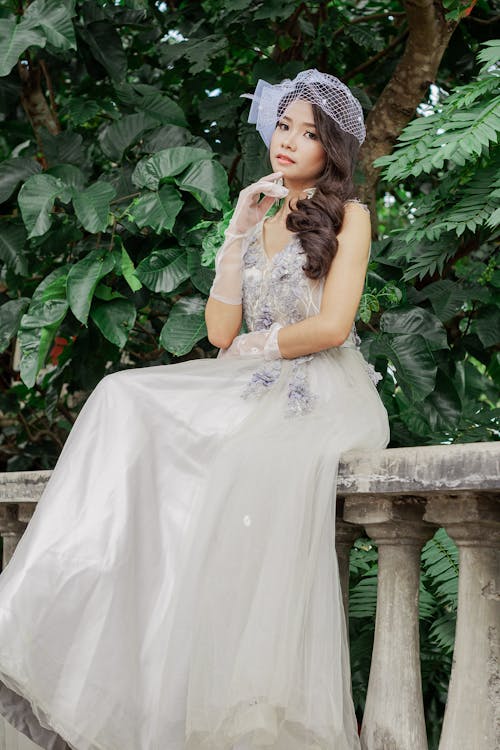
[218,323,283,360]
[228,172,288,235]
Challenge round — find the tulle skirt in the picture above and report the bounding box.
[0,346,389,750]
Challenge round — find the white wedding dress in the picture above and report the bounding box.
[0,209,390,750]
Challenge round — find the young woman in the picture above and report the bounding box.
[0,70,389,750]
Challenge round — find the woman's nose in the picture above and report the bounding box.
[282,134,296,150]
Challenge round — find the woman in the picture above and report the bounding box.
[0,70,389,750]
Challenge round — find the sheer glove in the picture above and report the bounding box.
[218,323,283,360]
[209,173,288,305]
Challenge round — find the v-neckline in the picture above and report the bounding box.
[260,216,296,264]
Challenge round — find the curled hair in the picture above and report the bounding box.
[276,86,362,279]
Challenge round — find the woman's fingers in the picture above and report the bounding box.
[259,171,283,183]
[246,181,288,201]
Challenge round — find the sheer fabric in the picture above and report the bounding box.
[0,209,389,750]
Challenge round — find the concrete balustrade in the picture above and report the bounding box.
[0,442,499,750]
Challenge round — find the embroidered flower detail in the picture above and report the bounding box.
[270,254,291,282]
[243,236,261,269]
[286,358,318,417]
[241,360,282,400]
[254,305,274,331]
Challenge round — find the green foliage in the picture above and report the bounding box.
[0,0,497,465]
[370,40,500,446]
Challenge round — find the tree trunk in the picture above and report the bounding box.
[360,0,458,235]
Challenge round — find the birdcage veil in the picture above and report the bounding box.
[241,69,366,147]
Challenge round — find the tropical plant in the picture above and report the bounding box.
[367,38,500,446]
[0,0,497,470]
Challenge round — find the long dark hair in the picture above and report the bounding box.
[276,87,362,280]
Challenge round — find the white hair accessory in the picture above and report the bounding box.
[241,69,366,147]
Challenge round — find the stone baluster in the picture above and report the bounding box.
[0,503,28,570]
[343,495,435,750]
[424,492,500,750]
[335,498,363,631]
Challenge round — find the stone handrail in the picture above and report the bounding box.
[1,442,499,750]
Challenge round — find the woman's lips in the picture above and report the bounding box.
[276,154,295,164]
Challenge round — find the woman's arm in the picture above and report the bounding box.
[205,295,243,350]
[277,202,372,359]
[205,172,288,350]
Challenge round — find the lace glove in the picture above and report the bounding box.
[209,172,288,305]
[218,323,283,360]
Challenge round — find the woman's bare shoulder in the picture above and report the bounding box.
[344,197,370,213]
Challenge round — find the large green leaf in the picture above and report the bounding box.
[176,159,229,211]
[18,269,70,388]
[46,164,86,193]
[118,245,142,292]
[0,17,46,78]
[422,371,462,432]
[187,246,215,295]
[471,306,500,348]
[90,299,136,348]
[73,181,116,232]
[41,129,84,167]
[18,174,72,238]
[140,125,209,154]
[114,83,188,127]
[132,147,213,190]
[0,158,42,204]
[100,112,159,161]
[372,333,437,401]
[380,307,448,350]
[136,247,189,293]
[159,295,207,356]
[78,20,127,81]
[23,0,76,51]
[66,249,116,324]
[415,280,471,322]
[127,185,183,233]
[0,224,28,276]
[0,298,30,352]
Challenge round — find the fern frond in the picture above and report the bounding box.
[394,151,500,244]
[349,569,378,619]
[374,39,500,182]
[428,612,457,653]
[421,528,459,610]
[477,39,500,74]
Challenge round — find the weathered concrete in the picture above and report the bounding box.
[1,443,499,749]
[1,441,499,505]
[335,499,363,631]
[344,495,435,750]
[338,441,500,495]
[425,493,500,750]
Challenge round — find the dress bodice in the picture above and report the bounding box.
[242,219,324,329]
[238,202,381,416]
[241,206,368,348]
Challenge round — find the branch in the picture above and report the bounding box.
[39,58,57,118]
[465,13,500,24]
[333,11,406,39]
[344,28,408,80]
[358,0,460,231]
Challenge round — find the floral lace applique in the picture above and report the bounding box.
[286,356,318,417]
[241,360,282,400]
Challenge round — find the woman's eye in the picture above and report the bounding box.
[306,131,317,139]
[277,122,288,130]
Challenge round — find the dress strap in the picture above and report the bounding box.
[344,198,370,213]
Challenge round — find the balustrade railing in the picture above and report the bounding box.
[0,441,499,750]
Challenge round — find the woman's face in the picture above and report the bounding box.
[269,99,326,186]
